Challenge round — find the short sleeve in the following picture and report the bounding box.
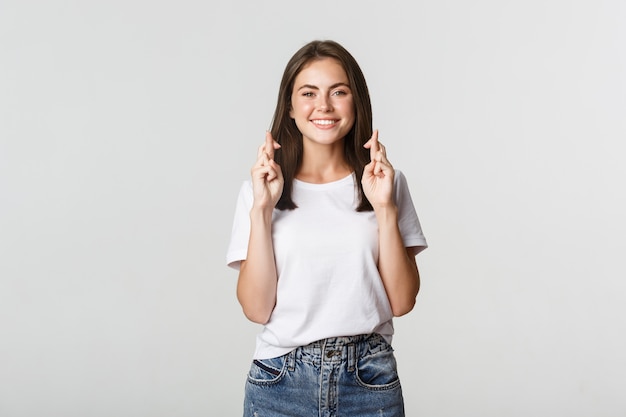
[393,170,428,256]
[226,181,254,270]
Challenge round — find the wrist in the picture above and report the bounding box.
[373,203,399,224]
[250,205,274,223]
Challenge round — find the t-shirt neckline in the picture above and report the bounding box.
[293,172,354,190]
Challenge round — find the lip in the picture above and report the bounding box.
[310,119,339,129]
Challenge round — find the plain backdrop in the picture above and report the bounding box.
[1,1,625,416]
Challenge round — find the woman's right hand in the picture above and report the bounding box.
[251,131,283,211]
[239,131,282,324]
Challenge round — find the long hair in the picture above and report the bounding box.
[270,40,374,212]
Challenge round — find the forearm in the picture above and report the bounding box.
[375,204,420,317]
[236,208,278,324]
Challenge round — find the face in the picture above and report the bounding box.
[289,58,355,148]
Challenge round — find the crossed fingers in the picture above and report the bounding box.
[254,131,281,181]
[364,129,391,176]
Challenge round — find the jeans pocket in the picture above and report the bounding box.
[247,355,288,386]
[355,348,401,390]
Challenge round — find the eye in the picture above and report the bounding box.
[302,91,315,97]
[332,90,348,96]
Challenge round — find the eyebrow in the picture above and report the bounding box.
[296,82,351,91]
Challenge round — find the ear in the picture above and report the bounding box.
[289,105,294,119]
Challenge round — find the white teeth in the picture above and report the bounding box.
[312,120,336,125]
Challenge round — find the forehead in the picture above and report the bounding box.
[294,57,349,86]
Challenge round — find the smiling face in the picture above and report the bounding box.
[289,57,355,149]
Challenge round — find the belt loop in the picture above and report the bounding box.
[287,349,296,372]
[347,343,356,372]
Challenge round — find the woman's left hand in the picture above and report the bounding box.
[362,129,395,209]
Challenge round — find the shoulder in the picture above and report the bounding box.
[391,169,416,206]
[393,169,409,189]
[234,179,254,207]
[238,179,253,195]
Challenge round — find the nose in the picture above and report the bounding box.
[318,95,333,112]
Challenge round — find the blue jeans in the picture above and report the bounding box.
[244,333,405,417]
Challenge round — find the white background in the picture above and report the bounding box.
[1,1,625,416]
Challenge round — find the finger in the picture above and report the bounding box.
[254,158,282,182]
[363,129,378,148]
[257,142,274,164]
[264,132,275,160]
[253,164,276,182]
[251,165,268,183]
[365,129,380,161]
[256,147,271,168]
[379,148,392,166]
[265,131,281,160]
[266,166,276,182]
[374,151,389,176]
[266,157,281,182]
[362,160,375,178]
[377,142,393,172]
[376,155,390,172]
[374,160,382,176]
[269,159,283,181]
[267,131,281,150]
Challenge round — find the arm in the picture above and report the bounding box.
[373,206,421,316]
[363,130,420,316]
[236,132,283,324]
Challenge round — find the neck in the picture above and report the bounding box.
[297,140,351,184]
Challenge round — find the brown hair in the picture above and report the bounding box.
[270,40,373,211]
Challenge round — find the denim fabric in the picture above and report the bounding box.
[243,333,404,417]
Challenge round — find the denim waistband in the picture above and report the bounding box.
[286,333,390,372]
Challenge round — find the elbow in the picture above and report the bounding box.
[391,297,416,317]
[241,306,272,325]
[391,283,419,317]
[236,277,275,324]
[389,256,421,317]
[237,293,274,324]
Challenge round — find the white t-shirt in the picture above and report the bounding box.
[226,170,427,359]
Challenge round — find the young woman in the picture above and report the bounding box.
[227,40,428,417]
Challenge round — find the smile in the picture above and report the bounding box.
[311,119,338,126]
